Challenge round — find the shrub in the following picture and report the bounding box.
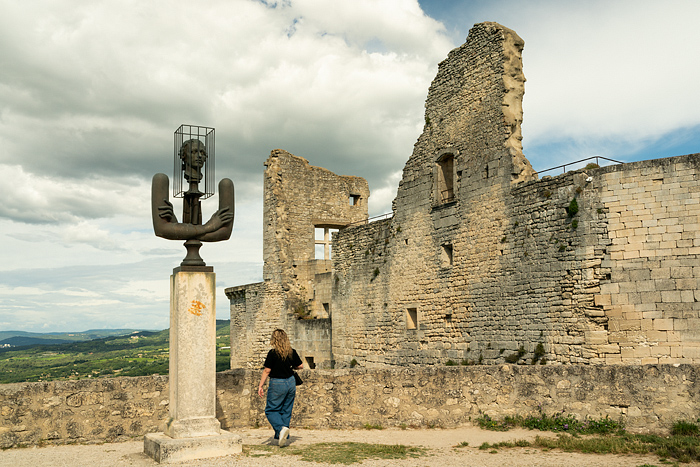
[531,343,545,364]
[505,346,526,363]
[672,420,700,436]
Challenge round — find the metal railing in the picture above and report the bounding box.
[537,156,623,176]
[344,212,394,227]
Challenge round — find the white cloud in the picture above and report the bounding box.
[0,164,151,224]
[369,170,403,216]
[509,1,700,146]
[1,0,698,332]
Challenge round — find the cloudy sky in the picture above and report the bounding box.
[1,0,698,333]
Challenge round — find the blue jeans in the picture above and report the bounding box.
[265,376,296,438]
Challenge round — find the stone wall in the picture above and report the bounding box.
[332,154,700,367]
[596,155,700,363]
[227,282,270,369]
[226,21,700,369]
[227,150,369,369]
[328,21,700,368]
[2,365,699,448]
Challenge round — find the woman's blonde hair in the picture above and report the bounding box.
[271,329,293,360]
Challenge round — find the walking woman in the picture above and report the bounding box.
[258,329,303,446]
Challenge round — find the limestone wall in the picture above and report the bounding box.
[328,20,700,368]
[2,365,699,448]
[227,282,271,369]
[595,155,700,363]
[226,21,700,369]
[227,150,369,369]
[332,154,700,367]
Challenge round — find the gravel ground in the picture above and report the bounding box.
[1,426,694,467]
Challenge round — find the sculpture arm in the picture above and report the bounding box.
[198,178,235,242]
[151,173,234,241]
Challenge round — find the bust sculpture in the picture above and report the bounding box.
[151,130,234,266]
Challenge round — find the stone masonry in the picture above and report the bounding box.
[226,150,368,369]
[2,365,700,448]
[227,22,700,369]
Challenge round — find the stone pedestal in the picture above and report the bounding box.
[144,431,242,463]
[144,266,241,463]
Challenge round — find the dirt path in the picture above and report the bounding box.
[1,426,693,466]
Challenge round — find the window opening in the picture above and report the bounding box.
[314,226,339,260]
[349,194,360,206]
[441,244,453,266]
[406,308,418,330]
[436,153,455,203]
[323,303,329,314]
[305,356,316,369]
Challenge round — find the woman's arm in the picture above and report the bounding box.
[258,367,271,398]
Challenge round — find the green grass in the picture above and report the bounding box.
[244,442,427,464]
[362,423,384,430]
[533,432,700,462]
[477,411,623,435]
[474,414,700,464]
[0,320,231,383]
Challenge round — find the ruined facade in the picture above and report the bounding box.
[226,150,368,369]
[227,22,700,369]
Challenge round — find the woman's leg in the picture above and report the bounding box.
[279,376,297,429]
[265,378,287,438]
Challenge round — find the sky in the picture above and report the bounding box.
[1,0,699,333]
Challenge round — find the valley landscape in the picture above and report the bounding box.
[0,320,231,384]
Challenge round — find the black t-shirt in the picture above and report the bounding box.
[264,348,302,379]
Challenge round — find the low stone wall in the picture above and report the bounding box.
[2,365,699,448]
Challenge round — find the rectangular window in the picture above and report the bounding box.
[305,356,316,369]
[441,244,453,267]
[349,194,360,206]
[315,244,325,260]
[406,308,418,330]
[436,153,455,204]
[314,226,339,260]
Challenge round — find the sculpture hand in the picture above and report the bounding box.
[204,206,233,232]
[158,199,177,223]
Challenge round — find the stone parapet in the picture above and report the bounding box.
[2,365,699,448]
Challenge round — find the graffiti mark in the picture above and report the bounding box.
[188,300,205,316]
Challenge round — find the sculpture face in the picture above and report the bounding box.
[180,139,207,183]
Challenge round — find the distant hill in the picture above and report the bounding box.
[0,320,231,383]
[0,329,146,349]
[0,336,75,347]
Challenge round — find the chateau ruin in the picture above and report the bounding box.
[226,22,700,369]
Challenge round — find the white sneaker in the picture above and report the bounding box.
[279,426,290,447]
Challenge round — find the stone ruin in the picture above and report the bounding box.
[226,22,700,369]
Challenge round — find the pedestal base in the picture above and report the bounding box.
[165,415,221,439]
[144,431,242,463]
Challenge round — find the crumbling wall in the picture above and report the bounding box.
[332,22,539,367]
[227,282,277,369]
[228,150,369,369]
[329,22,700,367]
[229,21,700,369]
